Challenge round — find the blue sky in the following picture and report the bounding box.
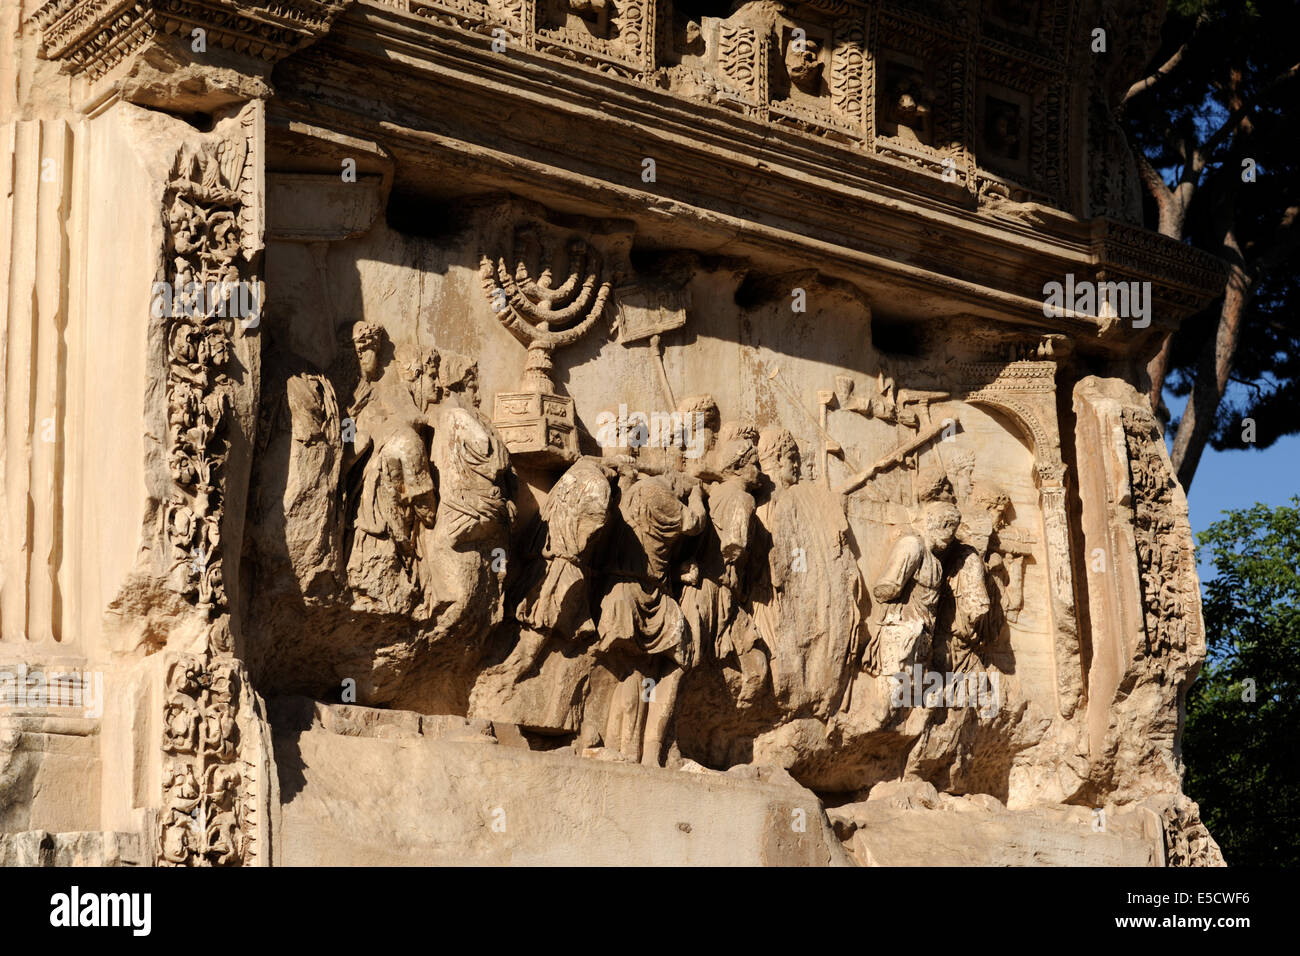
[1165,392,1300,582]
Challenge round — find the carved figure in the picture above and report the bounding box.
[595,471,707,765]
[683,474,766,704]
[342,322,437,615]
[867,499,963,682]
[470,458,614,731]
[422,382,517,635]
[752,428,864,719]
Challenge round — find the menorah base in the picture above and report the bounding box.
[492,390,579,467]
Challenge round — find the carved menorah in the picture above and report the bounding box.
[479,226,613,395]
[480,226,615,466]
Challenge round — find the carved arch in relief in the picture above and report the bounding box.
[961,382,1082,719]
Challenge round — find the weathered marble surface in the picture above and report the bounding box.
[0,0,1228,866]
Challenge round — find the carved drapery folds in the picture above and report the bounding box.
[335,328,516,626]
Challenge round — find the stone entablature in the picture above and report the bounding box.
[30,0,1226,351]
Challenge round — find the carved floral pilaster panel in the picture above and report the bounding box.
[159,653,263,866]
[154,104,266,865]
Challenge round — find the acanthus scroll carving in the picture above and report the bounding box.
[161,139,258,620]
[1122,408,1202,664]
[154,110,265,867]
[159,653,258,867]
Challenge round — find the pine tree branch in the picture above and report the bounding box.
[1123,42,1192,105]
[1200,61,1300,161]
[1122,12,1209,107]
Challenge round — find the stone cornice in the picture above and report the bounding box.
[31,0,354,79]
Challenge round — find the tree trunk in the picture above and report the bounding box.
[1146,333,1173,411]
[1170,258,1251,490]
[1131,152,1194,415]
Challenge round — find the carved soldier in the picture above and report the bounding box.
[420,355,517,635]
[752,428,864,720]
[680,422,767,706]
[937,482,1017,673]
[342,321,437,616]
[470,458,613,732]
[867,499,963,683]
[595,471,707,766]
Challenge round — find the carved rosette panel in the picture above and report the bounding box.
[159,654,260,866]
[977,0,1075,60]
[869,9,969,180]
[1120,408,1204,666]
[975,43,1068,205]
[535,0,653,76]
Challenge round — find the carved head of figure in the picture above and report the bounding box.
[712,421,760,488]
[785,37,823,94]
[543,459,613,562]
[916,466,956,504]
[922,500,962,554]
[440,352,482,409]
[959,483,1010,555]
[350,321,386,382]
[758,427,800,491]
[398,345,442,414]
[677,394,720,463]
[972,482,1011,526]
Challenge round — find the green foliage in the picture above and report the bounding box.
[1184,497,1300,866]
[1126,0,1300,453]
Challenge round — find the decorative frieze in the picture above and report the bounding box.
[31,0,353,80]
